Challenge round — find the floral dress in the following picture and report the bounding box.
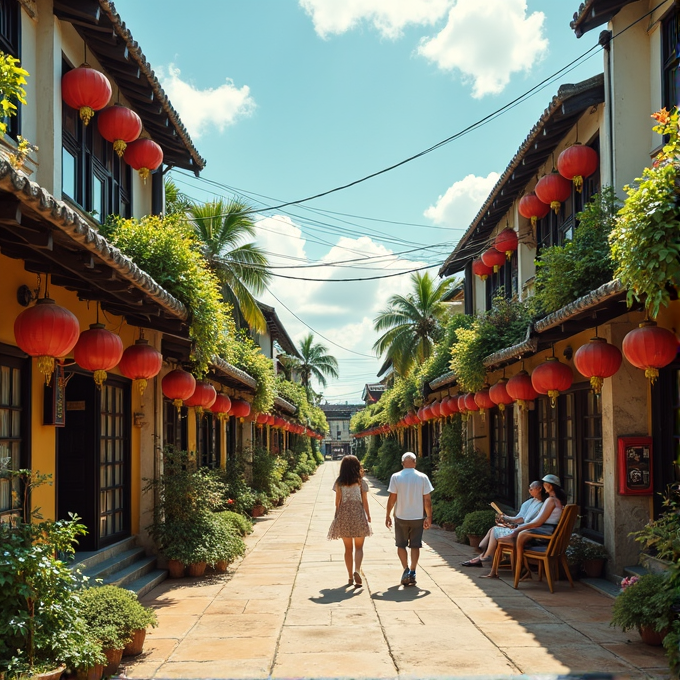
[327,479,372,539]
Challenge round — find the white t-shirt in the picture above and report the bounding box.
[387,468,434,520]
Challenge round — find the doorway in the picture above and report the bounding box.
[57,373,131,551]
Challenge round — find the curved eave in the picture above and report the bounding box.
[274,396,297,415]
[211,356,257,391]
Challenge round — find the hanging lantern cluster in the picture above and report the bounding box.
[573,337,622,394]
[531,357,573,408]
[473,258,493,281]
[519,192,549,227]
[494,228,518,260]
[557,144,599,192]
[535,171,572,214]
[14,297,80,385]
[61,65,112,125]
[622,321,678,384]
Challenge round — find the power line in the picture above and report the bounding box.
[261,262,440,282]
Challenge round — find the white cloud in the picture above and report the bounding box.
[424,172,500,228]
[299,0,452,39]
[418,0,548,97]
[159,64,255,138]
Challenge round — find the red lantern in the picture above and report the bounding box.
[557,144,599,192]
[481,247,506,274]
[622,321,678,383]
[405,411,417,426]
[97,104,142,157]
[494,228,518,260]
[573,337,622,394]
[457,394,468,414]
[118,338,162,396]
[532,357,573,408]
[464,393,479,412]
[184,380,217,415]
[230,399,251,420]
[439,396,452,416]
[506,370,538,410]
[489,378,514,412]
[124,138,164,183]
[474,388,494,416]
[422,406,433,421]
[429,400,442,419]
[211,393,232,419]
[14,298,80,384]
[472,258,493,281]
[274,416,286,429]
[447,396,460,415]
[162,368,196,412]
[267,413,276,425]
[74,323,124,388]
[417,406,426,421]
[535,171,572,214]
[519,192,550,227]
[61,65,112,125]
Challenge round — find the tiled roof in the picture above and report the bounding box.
[570,1,637,38]
[211,356,257,390]
[274,396,297,414]
[429,370,456,391]
[483,325,537,368]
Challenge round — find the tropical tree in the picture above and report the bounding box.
[297,334,339,396]
[164,177,191,216]
[277,353,301,381]
[372,271,451,375]
[189,199,271,333]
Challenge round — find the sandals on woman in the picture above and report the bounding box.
[353,571,362,587]
[461,557,489,567]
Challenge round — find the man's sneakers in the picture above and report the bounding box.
[400,568,417,586]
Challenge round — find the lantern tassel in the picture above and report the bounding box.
[493,265,500,273]
[172,398,183,413]
[37,356,55,386]
[136,378,148,397]
[505,250,513,260]
[548,389,559,408]
[645,368,660,383]
[138,167,150,184]
[573,175,584,192]
[590,376,604,394]
[93,369,107,389]
[113,139,127,157]
[80,106,95,126]
[498,403,506,412]
[531,216,538,227]
[550,201,561,214]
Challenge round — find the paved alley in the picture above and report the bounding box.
[125,463,668,679]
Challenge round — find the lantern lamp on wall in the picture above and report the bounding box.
[494,228,518,260]
[124,138,163,183]
[489,378,514,412]
[481,247,506,274]
[557,144,599,192]
[518,192,550,227]
[472,258,493,281]
[118,337,162,396]
[531,357,573,408]
[14,297,80,385]
[573,337,622,394]
[211,393,232,420]
[535,171,572,214]
[506,370,538,410]
[162,367,196,412]
[73,323,124,389]
[230,399,252,421]
[622,321,678,383]
[184,380,217,416]
[97,104,142,156]
[61,65,112,125]
[474,388,494,419]
[464,393,479,413]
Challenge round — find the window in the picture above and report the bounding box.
[197,412,220,468]
[490,408,515,506]
[582,391,604,539]
[0,354,24,522]
[663,8,680,110]
[99,384,126,539]
[0,0,20,139]
[61,61,132,222]
[163,400,187,451]
[485,252,518,311]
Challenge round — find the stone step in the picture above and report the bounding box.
[70,536,138,571]
[581,576,620,599]
[80,548,148,582]
[124,568,167,598]
[102,556,157,589]
[623,564,648,579]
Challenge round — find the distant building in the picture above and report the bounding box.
[320,403,364,458]
[361,383,386,405]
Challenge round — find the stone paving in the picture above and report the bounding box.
[124,462,669,679]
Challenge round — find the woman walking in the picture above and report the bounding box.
[327,455,372,587]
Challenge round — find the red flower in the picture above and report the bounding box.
[227,499,234,505]
[651,108,670,125]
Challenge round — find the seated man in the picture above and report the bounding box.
[461,480,545,568]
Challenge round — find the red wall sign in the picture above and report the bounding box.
[618,437,653,495]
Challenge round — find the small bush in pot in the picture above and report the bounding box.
[566,534,608,577]
[219,510,253,537]
[610,573,674,644]
[457,510,496,547]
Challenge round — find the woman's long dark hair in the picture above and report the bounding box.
[337,455,362,487]
[548,483,568,505]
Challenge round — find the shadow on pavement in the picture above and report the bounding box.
[371,584,431,601]
[309,584,365,605]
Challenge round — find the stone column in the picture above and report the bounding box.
[514,405,530,513]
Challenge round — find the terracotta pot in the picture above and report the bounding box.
[32,666,65,680]
[251,504,265,518]
[468,534,482,549]
[102,647,123,677]
[639,625,667,646]
[75,664,104,680]
[213,559,228,573]
[583,557,605,578]
[187,561,207,577]
[167,559,185,579]
[442,522,456,532]
[123,628,147,657]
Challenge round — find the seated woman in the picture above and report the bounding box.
[461,481,545,568]
[480,474,567,579]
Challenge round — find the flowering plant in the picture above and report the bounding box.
[620,575,640,591]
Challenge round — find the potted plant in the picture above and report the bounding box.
[250,491,271,518]
[432,500,457,531]
[0,469,98,679]
[610,572,675,645]
[63,635,106,680]
[566,534,608,577]
[208,512,247,573]
[457,510,496,549]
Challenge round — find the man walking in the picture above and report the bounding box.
[385,452,434,586]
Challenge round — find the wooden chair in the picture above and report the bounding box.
[513,504,579,593]
[491,536,517,575]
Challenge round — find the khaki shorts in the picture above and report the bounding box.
[394,517,425,549]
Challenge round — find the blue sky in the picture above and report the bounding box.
[114,0,602,401]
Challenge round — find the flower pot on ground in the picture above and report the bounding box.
[583,557,606,578]
[467,534,483,550]
[75,664,104,680]
[251,504,265,518]
[639,625,668,646]
[611,573,675,641]
[123,629,147,657]
[32,666,66,680]
[187,561,207,577]
[566,533,607,576]
[102,647,123,677]
[641,553,672,574]
[167,559,185,579]
[457,509,496,546]
[212,559,228,573]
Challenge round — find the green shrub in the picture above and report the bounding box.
[611,573,675,633]
[432,500,458,526]
[211,513,247,564]
[361,436,380,470]
[284,471,302,491]
[218,510,253,536]
[219,458,257,515]
[457,510,496,543]
[535,187,619,315]
[373,438,405,483]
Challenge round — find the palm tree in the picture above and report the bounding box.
[164,177,191,216]
[277,353,301,381]
[189,199,271,333]
[372,271,450,375]
[297,334,339,394]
